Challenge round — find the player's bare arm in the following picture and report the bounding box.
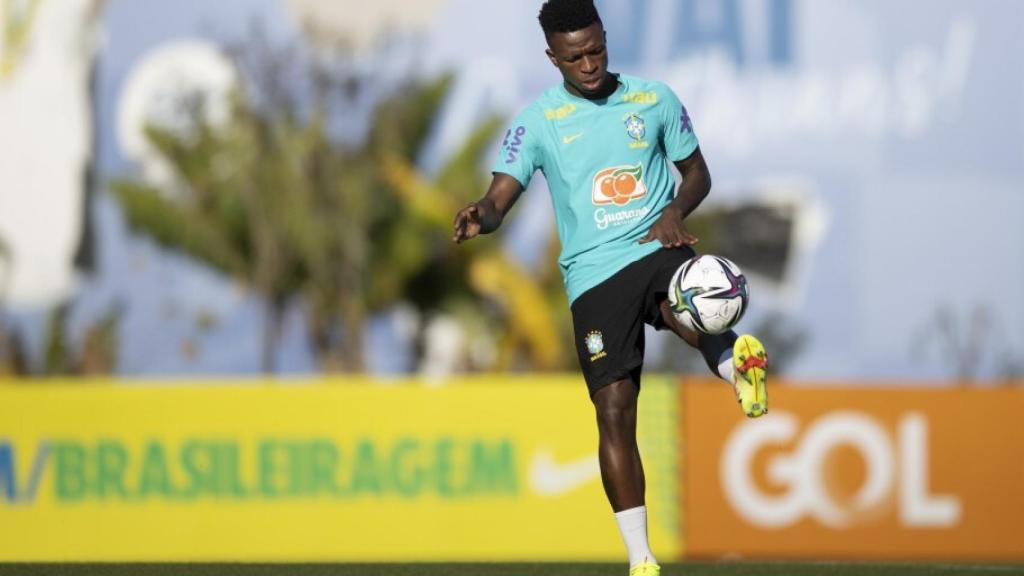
[638,147,711,247]
[452,172,525,244]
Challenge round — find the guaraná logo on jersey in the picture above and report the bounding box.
[592,163,647,207]
[592,164,651,231]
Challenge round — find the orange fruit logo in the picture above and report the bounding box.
[591,164,647,206]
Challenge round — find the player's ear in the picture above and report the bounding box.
[545,48,557,67]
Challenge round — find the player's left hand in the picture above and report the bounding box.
[638,208,699,247]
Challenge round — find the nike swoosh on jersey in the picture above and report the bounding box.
[528,450,600,496]
[562,133,584,144]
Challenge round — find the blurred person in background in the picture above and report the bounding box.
[452,1,769,573]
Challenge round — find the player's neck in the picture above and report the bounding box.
[565,73,619,101]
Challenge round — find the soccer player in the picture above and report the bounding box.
[452,1,767,573]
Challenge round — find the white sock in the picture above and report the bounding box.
[717,350,734,383]
[614,505,657,567]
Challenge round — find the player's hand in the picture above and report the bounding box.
[453,202,483,244]
[638,207,699,247]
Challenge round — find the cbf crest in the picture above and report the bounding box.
[585,330,607,362]
[624,113,645,140]
[623,113,648,149]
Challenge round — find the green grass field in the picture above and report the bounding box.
[1,563,1021,575]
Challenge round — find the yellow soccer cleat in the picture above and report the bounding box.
[733,334,768,418]
[629,559,661,576]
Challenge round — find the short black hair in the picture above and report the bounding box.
[538,0,602,37]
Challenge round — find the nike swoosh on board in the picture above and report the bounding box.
[528,450,600,497]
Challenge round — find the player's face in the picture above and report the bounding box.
[545,22,610,98]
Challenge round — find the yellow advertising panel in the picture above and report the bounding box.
[681,381,1024,560]
[0,377,678,561]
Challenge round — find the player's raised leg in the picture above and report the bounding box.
[658,300,769,418]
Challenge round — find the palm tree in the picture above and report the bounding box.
[109,32,533,373]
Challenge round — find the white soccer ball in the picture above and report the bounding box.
[667,255,749,335]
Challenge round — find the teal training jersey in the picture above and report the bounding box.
[492,73,699,305]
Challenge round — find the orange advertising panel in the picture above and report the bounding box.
[681,382,1024,560]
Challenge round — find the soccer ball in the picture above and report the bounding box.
[667,255,749,335]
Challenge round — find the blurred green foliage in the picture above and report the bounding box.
[108,35,575,374]
[41,302,121,376]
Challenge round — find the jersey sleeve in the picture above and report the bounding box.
[490,107,543,190]
[659,85,699,162]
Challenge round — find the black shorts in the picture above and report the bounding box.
[570,246,697,396]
